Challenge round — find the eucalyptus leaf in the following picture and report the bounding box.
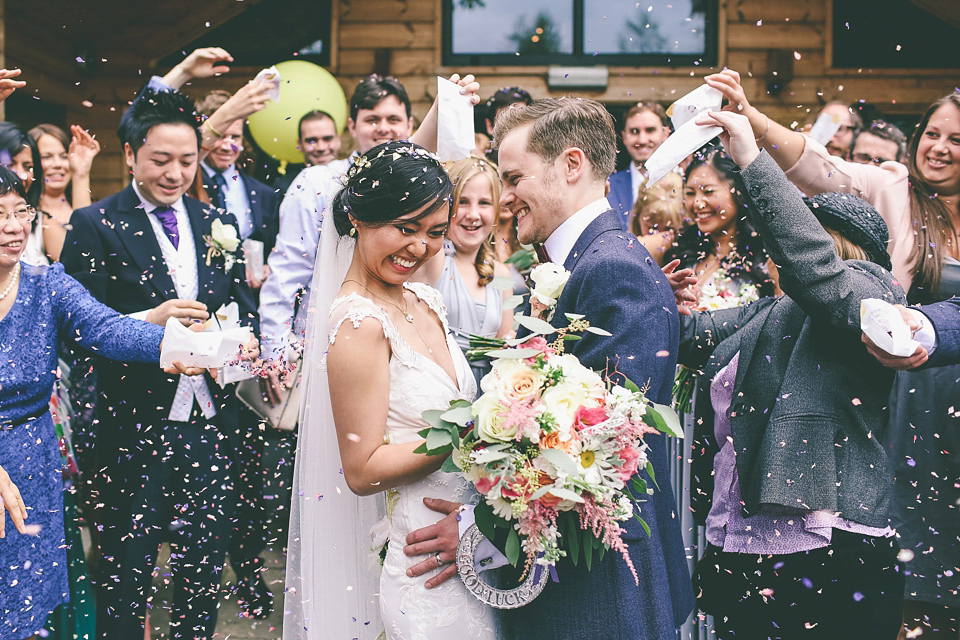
[504,295,524,310]
[651,403,683,439]
[489,276,516,291]
[440,404,474,426]
[545,487,584,503]
[541,448,578,476]
[487,348,541,359]
[515,315,558,335]
[585,326,612,336]
[425,428,452,452]
[421,409,448,429]
[564,313,585,321]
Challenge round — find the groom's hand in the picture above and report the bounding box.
[403,498,462,588]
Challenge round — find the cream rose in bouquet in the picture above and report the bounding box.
[417,314,682,581]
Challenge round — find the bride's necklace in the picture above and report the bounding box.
[343,279,433,354]
[0,262,21,302]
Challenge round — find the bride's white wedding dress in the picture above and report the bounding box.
[325,283,497,640]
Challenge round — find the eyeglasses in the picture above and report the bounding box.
[0,206,37,223]
[851,153,894,166]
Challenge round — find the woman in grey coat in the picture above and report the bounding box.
[679,110,906,640]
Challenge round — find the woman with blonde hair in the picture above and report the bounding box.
[415,155,513,385]
[630,172,685,266]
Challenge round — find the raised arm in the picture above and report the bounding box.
[327,315,445,495]
[410,73,480,152]
[701,110,906,331]
[161,47,233,90]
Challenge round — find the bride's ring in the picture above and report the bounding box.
[435,552,443,567]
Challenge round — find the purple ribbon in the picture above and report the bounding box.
[532,556,560,584]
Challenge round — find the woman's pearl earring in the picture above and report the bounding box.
[349,227,356,237]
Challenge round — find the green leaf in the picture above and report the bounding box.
[585,325,612,336]
[544,487,583,503]
[487,347,541,359]
[585,537,594,571]
[474,501,499,542]
[541,448,578,476]
[425,428,452,452]
[567,513,580,566]
[440,456,460,473]
[421,409,448,429]
[441,404,474,426]
[645,461,660,492]
[562,334,582,341]
[504,295,524,310]
[635,514,652,537]
[505,527,521,566]
[490,276,515,291]
[564,313,585,321]
[631,476,648,495]
[413,442,428,454]
[651,403,684,439]
[623,377,640,394]
[515,314,557,336]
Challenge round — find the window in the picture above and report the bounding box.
[832,0,960,69]
[443,0,717,66]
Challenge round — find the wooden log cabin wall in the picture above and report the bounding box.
[1,0,957,195]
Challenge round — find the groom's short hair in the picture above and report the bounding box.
[492,97,617,182]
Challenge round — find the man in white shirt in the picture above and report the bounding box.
[258,72,480,402]
[61,88,259,640]
[607,102,671,227]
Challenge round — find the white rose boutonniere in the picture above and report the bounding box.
[529,262,570,321]
[204,219,241,272]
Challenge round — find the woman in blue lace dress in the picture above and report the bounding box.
[0,167,187,640]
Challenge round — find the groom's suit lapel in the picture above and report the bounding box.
[104,185,177,300]
[554,209,623,317]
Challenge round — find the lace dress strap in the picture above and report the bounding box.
[403,282,450,333]
[324,293,416,369]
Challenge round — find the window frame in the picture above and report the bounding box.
[441,0,719,67]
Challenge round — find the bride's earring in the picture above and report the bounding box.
[350,226,356,237]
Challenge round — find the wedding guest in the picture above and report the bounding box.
[807,100,862,159]
[608,102,672,224]
[682,109,905,640]
[61,86,259,640]
[283,141,496,639]
[28,124,100,261]
[851,120,907,166]
[705,70,960,636]
[258,72,480,404]
[0,165,199,640]
[664,148,770,295]
[630,171,685,266]
[413,156,513,385]
[273,110,342,195]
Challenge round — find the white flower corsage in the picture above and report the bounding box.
[528,262,570,321]
[203,219,241,273]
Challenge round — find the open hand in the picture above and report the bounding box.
[404,498,463,588]
[178,47,233,79]
[695,110,760,168]
[68,125,101,178]
[662,259,697,315]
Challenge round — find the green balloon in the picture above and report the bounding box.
[247,60,348,164]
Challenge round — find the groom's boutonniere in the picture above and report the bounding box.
[529,262,570,322]
[203,219,241,273]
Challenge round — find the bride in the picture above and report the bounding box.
[283,141,497,640]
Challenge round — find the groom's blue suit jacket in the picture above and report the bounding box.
[504,208,694,640]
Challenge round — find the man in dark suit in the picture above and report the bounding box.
[608,102,671,228]
[404,98,694,639]
[60,88,259,639]
[195,88,280,617]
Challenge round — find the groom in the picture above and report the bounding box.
[405,98,694,638]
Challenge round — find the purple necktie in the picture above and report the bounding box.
[153,206,179,249]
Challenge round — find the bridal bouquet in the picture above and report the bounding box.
[418,314,681,582]
[674,267,759,413]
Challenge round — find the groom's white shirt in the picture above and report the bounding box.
[543,197,611,266]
